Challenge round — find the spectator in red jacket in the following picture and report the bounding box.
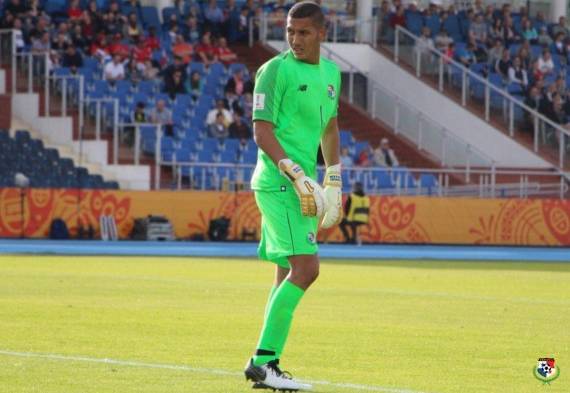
[389,6,405,29]
[68,0,83,21]
[356,146,372,167]
[215,37,237,65]
[109,33,130,58]
[172,34,193,64]
[132,35,151,66]
[145,27,160,50]
[195,33,218,67]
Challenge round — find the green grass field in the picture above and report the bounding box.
[0,255,568,393]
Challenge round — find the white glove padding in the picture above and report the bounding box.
[278,158,327,217]
[321,164,343,229]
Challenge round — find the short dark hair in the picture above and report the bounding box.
[288,1,325,27]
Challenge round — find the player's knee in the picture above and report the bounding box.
[300,263,319,286]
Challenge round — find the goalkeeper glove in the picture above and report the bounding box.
[321,164,343,229]
[278,158,326,217]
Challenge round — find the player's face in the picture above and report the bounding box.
[286,17,325,64]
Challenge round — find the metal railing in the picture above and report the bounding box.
[161,162,568,198]
[370,80,496,180]
[254,15,570,171]
[45,73,84,127]
[389,25,570,170]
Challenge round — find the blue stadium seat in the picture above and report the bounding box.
[405,11,424,36]
[372,168,394,189]
[393,167,416,189]
[141,6,161,30]
[442,14,462,42]
[419,173,438,195]
[340,130,354,146]
[424,14,440,36]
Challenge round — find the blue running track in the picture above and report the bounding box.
[0,240,568,262]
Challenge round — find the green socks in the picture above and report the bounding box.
[263,285,278,320]
[253,280,305,366]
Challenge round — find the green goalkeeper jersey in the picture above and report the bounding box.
[250,49,341,191]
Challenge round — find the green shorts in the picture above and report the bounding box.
[255,189,319,268]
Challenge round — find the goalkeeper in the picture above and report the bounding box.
[244,1,342,391]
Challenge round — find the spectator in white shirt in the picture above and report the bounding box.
[104,54,125,82]
[537,49,555,76]
[373,138,399,167]
[508,57,528,89]
[206,99,232,126]
[12,18,25,52]
[340,147,353,167]
[415,26,434,55]
[434,28,453,53]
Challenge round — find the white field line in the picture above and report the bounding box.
[0,349,434,393]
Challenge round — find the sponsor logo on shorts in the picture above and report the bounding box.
[307,232,316,244]
[254,93,265,110]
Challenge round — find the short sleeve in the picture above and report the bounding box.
[252,58,285,125]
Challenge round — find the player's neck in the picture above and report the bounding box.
[296,51,320,65]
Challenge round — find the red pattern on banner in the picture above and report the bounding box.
[469,200,550,245]
[0,189,131,238]
[542,199,570,244]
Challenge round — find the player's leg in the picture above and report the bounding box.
[263,266,290,321]
[245,190,315,390]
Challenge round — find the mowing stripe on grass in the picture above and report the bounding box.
[0,349,434,393]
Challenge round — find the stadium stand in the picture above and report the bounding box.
[0,0,448,194]
[0,129,118,189]
[375,0,570,170]
[1,1,566,196]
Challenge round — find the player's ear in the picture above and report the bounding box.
[318,25,326,42]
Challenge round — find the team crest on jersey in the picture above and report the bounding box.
[327,84,336,99]
[307,232,316,244]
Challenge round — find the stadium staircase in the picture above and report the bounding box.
[1,60,153,189]
[0,66,127,188]
[373,35,570,172]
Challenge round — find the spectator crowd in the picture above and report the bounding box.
[1,0,264,143]
[378,0,570,129]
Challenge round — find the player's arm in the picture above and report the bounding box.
[320,116,340,167]
[320,116,343,229]
[253,120,287,165]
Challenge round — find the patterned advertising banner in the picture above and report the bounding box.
[0,188,569,246]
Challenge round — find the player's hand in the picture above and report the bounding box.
[278,158,326,217]
[321,164,343,229]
